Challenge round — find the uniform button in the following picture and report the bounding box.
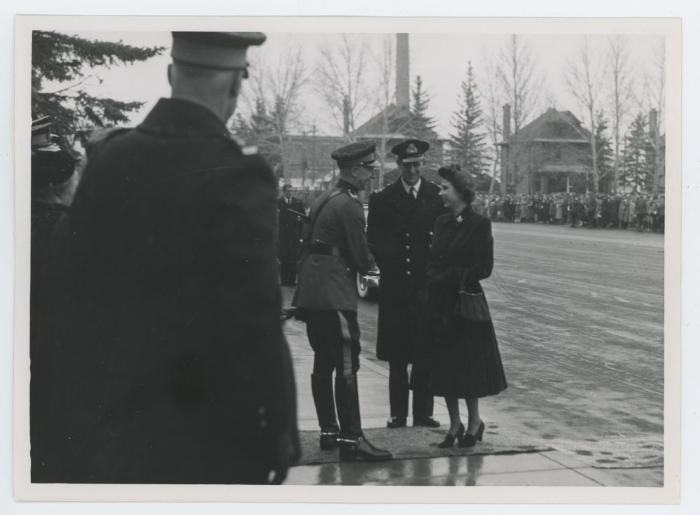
[406,270,412,276]
[405,233,410,238]
[405,245,410,250]
[406,258,411,263]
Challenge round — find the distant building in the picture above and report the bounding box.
[500,106,593,194]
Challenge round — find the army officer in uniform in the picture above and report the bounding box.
[367,139,445,429]
[293,141,392,462]
[41,32,299,484]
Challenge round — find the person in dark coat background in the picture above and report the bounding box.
[277,183,305,286]
[293,140,392,462]
[40,31,299,484]
[29,117,80,474]
[367,139,445,429]
[419,167,507,449]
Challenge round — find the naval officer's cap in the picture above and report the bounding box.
[171,32,266,75]
[392,139,429,163]
[331,140,377,168]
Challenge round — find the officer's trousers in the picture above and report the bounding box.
[306,309,362,439]
[389,360,434,421]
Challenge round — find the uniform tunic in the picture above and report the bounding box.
[367,179,444,363]
[40,98,297,484]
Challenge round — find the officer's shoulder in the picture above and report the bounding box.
[423,179,441,194]
[86,127,132,156]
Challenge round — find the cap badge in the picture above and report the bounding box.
[406,143,418,154]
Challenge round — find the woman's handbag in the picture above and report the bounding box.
[448,218,492,322]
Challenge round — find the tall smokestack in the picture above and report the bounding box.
[503,104,511,141]
[396,33,410,108]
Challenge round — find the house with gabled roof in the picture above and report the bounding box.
[500,106,593,194]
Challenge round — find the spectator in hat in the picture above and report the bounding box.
[277,183,305,286]
[29,119,80,474]
[42,31,299,484]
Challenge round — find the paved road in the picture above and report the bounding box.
[351,222,664,465]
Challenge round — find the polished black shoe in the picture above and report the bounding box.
[339,435,393,462]
[413,416,441,428]
[386,416,407,428]
[458,421,485,448]
[319,431,340,450]
[437,423,465,448]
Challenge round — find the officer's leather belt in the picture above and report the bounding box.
[310,242,349,261]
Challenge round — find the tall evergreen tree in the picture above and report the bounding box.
[32,31,164,135]
[620,113,651,193]
[406,75,441,176]
[449,62,489,177]
[230,97,281,169]
[594,111,614,192]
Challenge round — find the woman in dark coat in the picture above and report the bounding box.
[418,167,507,448]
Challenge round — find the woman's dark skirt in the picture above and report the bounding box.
[416,310,507,400]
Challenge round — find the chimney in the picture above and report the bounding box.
[503,104,511,141]
[396,33,410,108]
[649,108,658,140]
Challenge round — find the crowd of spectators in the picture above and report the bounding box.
[471,192,665,233]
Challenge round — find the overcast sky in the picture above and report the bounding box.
[66,31,665,139]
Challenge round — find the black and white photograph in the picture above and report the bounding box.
[12,15,682,503]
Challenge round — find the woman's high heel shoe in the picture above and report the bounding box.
[458,421,485,448]
[437,423,465,448]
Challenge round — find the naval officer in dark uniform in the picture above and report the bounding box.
[367,139,444,429]
[40,32,299,484]
[292,141,392,462]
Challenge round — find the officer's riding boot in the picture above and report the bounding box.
[310,373,340,450]
[335,373,392,462]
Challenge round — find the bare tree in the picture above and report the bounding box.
[607,36,634,194]
[315,34,369,140]
[496,35,543,193]
[479,52,503,194]
[566,36,607,193]
[371,34,396,188]
[643,39,665,194]
[247,42,308,180]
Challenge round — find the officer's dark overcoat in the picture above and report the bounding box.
[367,179,444,362]
[39,98,297,484]
[292,183,372,312]
[277,196,305,264]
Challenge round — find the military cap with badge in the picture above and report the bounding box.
[392,138,429,162]
[31,116,79,189]
[331,140,377,168]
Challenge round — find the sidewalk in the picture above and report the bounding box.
[281,313,659,487]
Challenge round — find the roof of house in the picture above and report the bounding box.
[503,108,592,144]
[354,103,440,140]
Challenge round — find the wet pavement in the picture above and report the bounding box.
[282,222,664,486]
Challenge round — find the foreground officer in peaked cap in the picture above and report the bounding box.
[41,32,299,484]
[293,141,392,462]
[367,139,444,429]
